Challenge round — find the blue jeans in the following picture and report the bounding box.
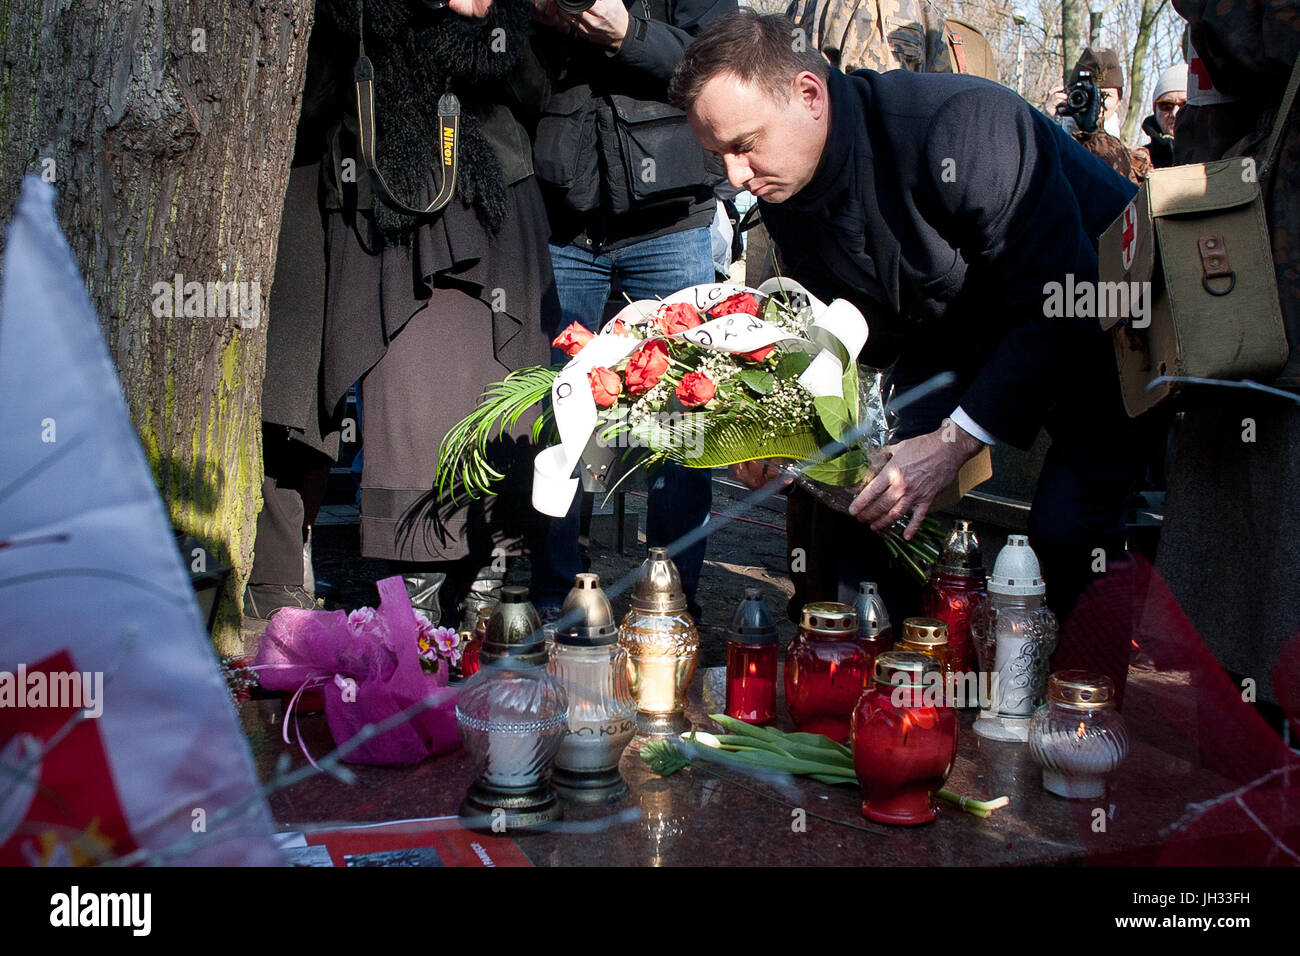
[533,227,715,614]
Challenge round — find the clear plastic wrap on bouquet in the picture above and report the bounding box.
[785,368,895,515]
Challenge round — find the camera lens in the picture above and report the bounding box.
[1067,88,1089,110]
[554,0,596,12]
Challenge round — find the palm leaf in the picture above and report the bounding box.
[657,417,823,469]
[435,365,558,505]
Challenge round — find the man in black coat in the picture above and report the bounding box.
[670,11,1150,623]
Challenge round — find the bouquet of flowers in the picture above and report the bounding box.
[254,576,460,766]
[435,279,943,578]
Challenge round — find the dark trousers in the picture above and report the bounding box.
[249,424,331,587]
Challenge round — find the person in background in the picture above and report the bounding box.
[1141,64,1187,169]
[310,0,560,625]
[1047,47,1148,184]
[527,0,737,621]
[245,9,351,620]
[1044,47,1126,138]
[1156,0,1300,718]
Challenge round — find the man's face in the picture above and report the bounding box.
[686,70,830,203]
[1100,87,1121,123]
[1155,91,1185,135]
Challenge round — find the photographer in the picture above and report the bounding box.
[528,0,737,618]
[1047,47,1146,183]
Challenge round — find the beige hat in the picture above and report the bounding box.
[1153,64,1188,103]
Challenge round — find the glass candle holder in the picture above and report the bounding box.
[1028,671,1129,799]
[894,617,953,687]
[971,536,1058,742]
[785,602,867,744]
[549,573,637,803]
[459,603,494,680]
[851,652,958,825]
[457,587,568,831]
[725,588,779,725]
[726,643,779,725]
[619,548,699,736]
[920,522,986,704]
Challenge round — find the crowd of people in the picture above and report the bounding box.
[242,0,1298,711]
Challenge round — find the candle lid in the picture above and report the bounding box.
[901,617,948,647]
[854,582,891,638]
[483,585,546,664]
[799,601,857,634]
[934,520,985,577]
[988,535,1047,597]
[728,588,777,645]
[556,573,619,647]
[1047,671,1114,707]
[630,547,688,613]
[873,651,941,688]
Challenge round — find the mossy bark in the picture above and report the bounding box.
[0,0,315,653]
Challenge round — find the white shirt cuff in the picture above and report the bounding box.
[950,407,998,446]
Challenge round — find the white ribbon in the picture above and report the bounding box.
[530,282,869,517]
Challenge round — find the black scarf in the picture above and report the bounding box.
[322,0,532,240]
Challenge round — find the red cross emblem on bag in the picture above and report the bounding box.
[1120,203,1137,271]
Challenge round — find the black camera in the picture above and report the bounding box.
[1058,70,1102,134]
[554,0,596,12]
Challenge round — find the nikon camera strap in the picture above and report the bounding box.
[352,1,460,217]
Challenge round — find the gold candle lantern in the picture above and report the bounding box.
[618,547,699,736]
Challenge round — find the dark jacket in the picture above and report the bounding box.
[532,0,735,251]
[760,67,1138,449]
[307,0,548,226]
[1141,113,1175,168]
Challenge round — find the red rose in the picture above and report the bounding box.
[605,318,630,336]
[738,344,775,363]
[589,367,622,407]
[676,371,716,408]
[552,321,595,357]
[655,302,704,335]
[709,293,760,318]
[625,340,671,395]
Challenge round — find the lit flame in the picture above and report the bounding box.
[748,661,757,676]
[829,660,838,679]
[1075,721,1087,739]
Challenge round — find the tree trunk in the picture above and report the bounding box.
[0,0,314,653]
[1123,0,1166,144]
[1061,0,1081,88]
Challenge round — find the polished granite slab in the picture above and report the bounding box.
[245,666,1268,866]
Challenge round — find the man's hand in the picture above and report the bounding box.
[1042,86,1066,116]
[447,0,496,18]
[564,0,630,50]
[848,420,984,538]
[731,458,792,491]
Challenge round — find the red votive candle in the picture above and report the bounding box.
[852,652,958,825]
[726,641,778,725]
[920,521,986,689]
[725,588,779,725]
[785,602,868,744]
